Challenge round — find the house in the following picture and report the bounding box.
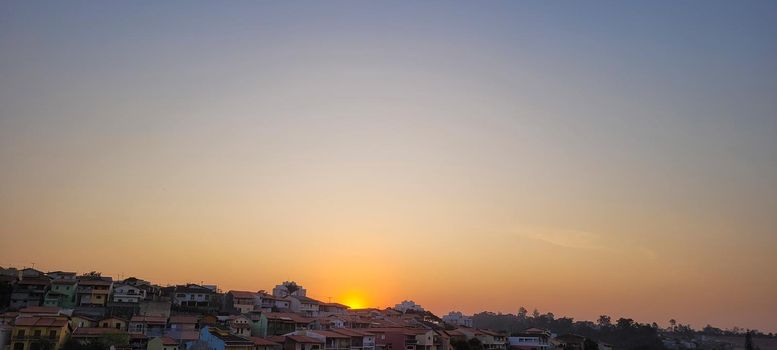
[169,315,198,332]
[10,316,70,350]
[457,329,507,350]
[172,285,214,311]
[226,291,260,314]
[148,336,180,350]
[246,312,268,337]
[99,316,128,330]
[250,337,281,350]
[122,278,160,301]
[290,297,322,317]
[45,272,76,281]
[284,335,324,350]
[165,315,200,345]
[265,314,313,336]
[508,328,551,350]
[392,301,423,313]
[477,330,507,350]
[10,278,50,309]
[75,278,113,306]
[441,312,472,328]
[291,330,349,350]
[199,326,254,350]
[330,329,376,350]
[18,307,61,318]
[271,283,307,298]
[70,315,99,329]
[226,315,252,337]
[44,280,77,308]
[275,299,292,312]
[312,318,345,330]
[130,316,167,337]
[71,327,128,344]
[553,335,585,350]
[18,269,45,279]
[318,304,349,316]
[113,284,147,303]
[365,328,422,350]
[256,293,280,312]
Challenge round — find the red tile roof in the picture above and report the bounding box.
[229,291,258,299]
[158,337,179,346]
[19,306,61,314]
[14,317,68,327]
[250,337,280,346]
[130,315,167,324]
[309,330,349,338]
[73,328,128,336]
[287,335,324,344]
[331,329,373,337]
[169,315,199,324]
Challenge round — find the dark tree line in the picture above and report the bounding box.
[472,311,665,350]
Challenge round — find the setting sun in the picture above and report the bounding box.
[340,292,369,310]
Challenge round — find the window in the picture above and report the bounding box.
[17,330,25,337]
[116,323,121,329]
[103,323,108,327]
[49,331,56,338]
[13,343,24,350]
[33,330,41,337]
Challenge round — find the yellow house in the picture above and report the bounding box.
[11,316,70,350]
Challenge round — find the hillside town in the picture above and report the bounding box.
[0,267,768,350]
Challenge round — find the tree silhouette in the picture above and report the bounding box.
[517,307,527,320]
[597,315,611,328]
[284,282,300,296]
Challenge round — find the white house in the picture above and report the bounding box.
[113,284,146,303]
[393,300,424,313]
[442,312,473,328]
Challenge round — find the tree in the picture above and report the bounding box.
[597,315,611,328]
[669,319,677,332]
[517,307,528,320]
[583,338,599,350]
[284,282,300,296]
[467,338,483,350]
[616,318,635,330]
[532,309,540,318]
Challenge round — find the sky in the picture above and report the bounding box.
[1,0,776,332]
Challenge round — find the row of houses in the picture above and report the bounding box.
[0,270,609,350]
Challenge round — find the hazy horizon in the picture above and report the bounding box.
[1,1,776,333]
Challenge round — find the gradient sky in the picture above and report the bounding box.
[1,0,776,332]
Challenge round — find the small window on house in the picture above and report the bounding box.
[13,343,24,350]
[17,330,25,337]
[33,330,41,337]
[49,330,56,338]
[116,323,121,329]
[103,323,108,327]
